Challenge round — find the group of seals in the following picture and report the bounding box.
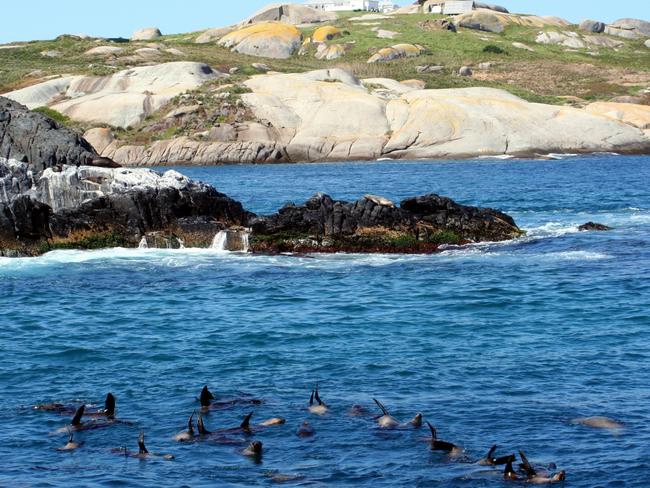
[35,386,569,482]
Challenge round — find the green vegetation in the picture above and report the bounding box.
[33,107,71,125]
[1,9,648,146]
[41,232,128,252]
[483,45,506,54]
[426,231,462,245]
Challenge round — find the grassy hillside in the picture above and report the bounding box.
[1,9,648,144]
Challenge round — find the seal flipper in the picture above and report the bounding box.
[309,390,314,406]
[71,405,85,426]
[241,412,253,433]
[373,398,390,417]
[197,412,211,435]
[426,421,437,440]
[200,386,214,407]
[519,450,537,478]
[104,393,115,418]
[504,459,517,480]
[314,387,326,407]
[188,411,195,434]
[486,444,497,462]
[138,431,148,455]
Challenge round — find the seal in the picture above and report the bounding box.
[572,416,624,430]
[426,422,459,453]
[504,458,518,481]
[297,421,315,438]
[479,445,516,466]
[199,385,262,411]
[84,393,116,418]
[242,440,263,461]
[308,387,329,415]
[372,398,400,428]
[35,392,115,417]
[519,451,566,484]
[57,430,84,451]
[174,411,195,442]
[113,431,174,460]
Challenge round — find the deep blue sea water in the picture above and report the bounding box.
[1,155,649,487]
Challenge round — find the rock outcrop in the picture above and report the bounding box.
[605,18,650,39]
[236,70,650,162]
[585,102,650,132]
[240,3,336,26]
[367,44,426,63]
[0,95,523,256]
[536,31,624,49]
[249,192,523,254]
[0,96,250,256]
[579,19,605,33]
[2,62,222,128]
[218,22,302,59]
[455,9,570,34]
[131,28,162,41]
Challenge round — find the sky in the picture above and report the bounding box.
[1,1,649,44]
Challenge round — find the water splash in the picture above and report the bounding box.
[138,237,148,249]
[210,231,228,252]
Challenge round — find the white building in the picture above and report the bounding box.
[304,0,380,12]
[443,1,474,15]
[378,0,399,12]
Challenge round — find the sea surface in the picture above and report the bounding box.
[1,155,649,487]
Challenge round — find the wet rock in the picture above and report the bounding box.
[578,222,613,231]
[250,192,522,253]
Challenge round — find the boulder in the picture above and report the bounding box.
[473,2,509,13]
[83,128,115,154]
[218,22,302,59]
[459,66,473,76]
[240,3,336,25]
[536,31,585,49]
[2,62,221,128]
[583,35,624,48]
[606,18,650,38]
[367,44,426,63]
[646,39,650,48]
[313,26,341,42]
[131,28,162,41]
[579,19,605,33]
[315,43,347,60]
[134,47,160,58]
[85,46,124,56]
[377,29,399,39]
[165,48,186,56]
[195,27,234,44]
[41,50,62,58]
[456,10,570,33]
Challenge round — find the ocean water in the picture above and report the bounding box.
[1,155,649,487]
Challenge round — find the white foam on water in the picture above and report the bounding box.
[210,231,228,252]
[524,221,581,239]
[478,154,515,160]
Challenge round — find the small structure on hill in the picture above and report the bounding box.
[426,1,474,15]
[304,0,380,11]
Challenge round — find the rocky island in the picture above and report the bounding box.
[0,96,521,256]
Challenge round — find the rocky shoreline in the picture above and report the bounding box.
[0,96,522,257]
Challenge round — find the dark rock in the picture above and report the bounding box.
[0,97,111,174]
[250,192,522,253]
[578,222,613,231]
[579,19,606,33]
[473,2,509,13]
